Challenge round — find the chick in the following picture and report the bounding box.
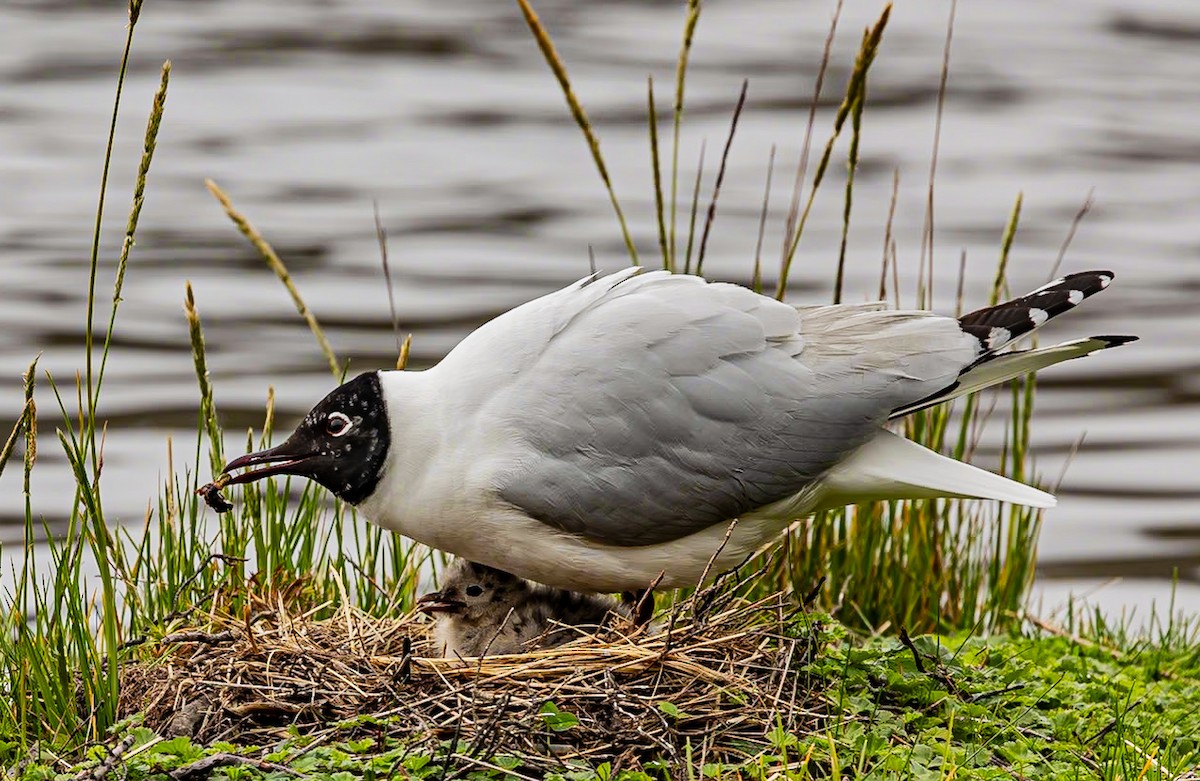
[417,559,627,657]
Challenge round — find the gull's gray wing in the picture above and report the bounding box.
[485,270,977,547]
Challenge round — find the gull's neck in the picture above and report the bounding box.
[356,367,500,547]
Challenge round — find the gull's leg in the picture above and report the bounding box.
[621,589,655,627]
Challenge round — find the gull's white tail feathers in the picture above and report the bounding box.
[814,429,1057,511]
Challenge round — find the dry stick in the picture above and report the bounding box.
[752,145,777,294]
[918,0,957,309]
[1025,613,1121,658]
[204,179,340,377]
[669,0,702,268]
[695,79,749,278]
[777,4,891,301]
[780,0,843,272]
[647,77,670,271]
[168,753,300,781]
[72,733,137,781]
[514,0,638,265]
[879,168,900,301]
[689,519,740,616]
[1049,188,1095,281]
[374,202,407,367]
[682,141,707,275]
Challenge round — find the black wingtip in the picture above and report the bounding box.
[960,270,1120,353]
[1095,334,1138,348]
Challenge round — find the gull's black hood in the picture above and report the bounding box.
[222,371,390,504]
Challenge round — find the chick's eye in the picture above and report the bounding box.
[326,412,352,437]
[465,585,483,597]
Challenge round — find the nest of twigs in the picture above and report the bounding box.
[120,582,827,772]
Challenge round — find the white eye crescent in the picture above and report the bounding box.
[326,412,353,437]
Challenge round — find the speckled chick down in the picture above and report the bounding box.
[418,559,629,657]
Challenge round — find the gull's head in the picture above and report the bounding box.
[222,371,390,504]
[417,560,528,623]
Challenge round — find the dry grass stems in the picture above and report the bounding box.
[120,583,826,772]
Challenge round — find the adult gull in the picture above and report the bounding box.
[221,268,1135,593]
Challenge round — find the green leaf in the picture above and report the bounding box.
[539,701,581,732]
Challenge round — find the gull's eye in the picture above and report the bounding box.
[326,412,353,437]
[465,585,484,598]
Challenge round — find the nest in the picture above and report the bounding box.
[120,584,827,773]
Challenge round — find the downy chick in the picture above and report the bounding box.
[417,559,627,657]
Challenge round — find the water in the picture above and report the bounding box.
[2,0,1198,619]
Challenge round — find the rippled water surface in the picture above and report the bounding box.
[2,0,1199,617]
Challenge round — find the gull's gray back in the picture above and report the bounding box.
[459,270,976,547]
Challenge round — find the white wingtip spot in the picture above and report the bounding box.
[1099,274,1112,289]
[988,326,1011,349]
[1067,290,1084,305]
[1030,276,1065,295]
[1028,308,1049,326]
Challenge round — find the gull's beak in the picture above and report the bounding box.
[221,440,315,486]
[417,591,465,615]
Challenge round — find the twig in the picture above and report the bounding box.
[168,753,300,781]
[647,76,670,271]
[682,141,707,275]
[374,201,408,366]
[1049,188,1095,281]
[72,734,137,781]
[778,4,891,300]
[781,0,843,273]
[668,0,701,268]
[695,80,749,278]
[752,145,777,294]
[917,0,956,309]
[879,168,900,301]
[1026,613,1122,658]
[160,629,235,646]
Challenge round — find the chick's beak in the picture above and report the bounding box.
[417,591,465,615]
[221,439,315,486]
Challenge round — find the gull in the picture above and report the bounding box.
[222,268,1135,595]
[417,558,627,657]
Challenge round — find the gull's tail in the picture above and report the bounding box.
[814,429,1056,511]
[811,270,1138,511]
[890,271,1137,419]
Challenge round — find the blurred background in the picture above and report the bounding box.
[1,0,1197,618]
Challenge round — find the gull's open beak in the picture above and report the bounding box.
[417,591,465,615]
[221,441,315,486]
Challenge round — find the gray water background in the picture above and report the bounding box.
[2,0,1198,619]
